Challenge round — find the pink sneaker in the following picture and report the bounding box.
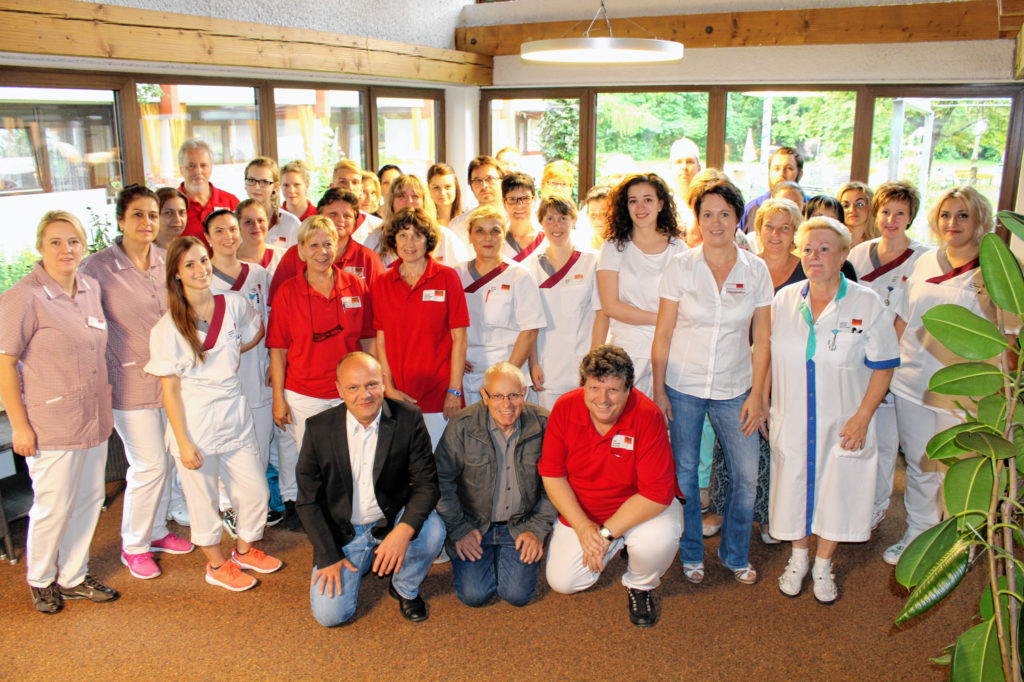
[121,550,161,580]
[151,532,194,555]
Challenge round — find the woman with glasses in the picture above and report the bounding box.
[244,157,300,250]
[266,215,376,527]
[501,172,545,262]
[837,182,880,250]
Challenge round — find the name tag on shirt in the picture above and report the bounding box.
[277,236,287,245]
[500,283,512,292]
[344,266,365,279]
[423,290,446,302]
[725,282,746,295]
[611,434,634,451]
[86,316,107,330]
[567,273,585,286]
[342,296,362,309]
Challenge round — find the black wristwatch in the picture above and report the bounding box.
[598,526,615,541]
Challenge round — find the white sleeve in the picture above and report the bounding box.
[145,316,189,377]
[596,240,624,272]
[658,252,686,302]
[512,269,547,331]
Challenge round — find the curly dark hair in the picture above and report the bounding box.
[605,173,680,249]
[385,206,439,255]
[578,344,634,391]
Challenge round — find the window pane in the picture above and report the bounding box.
[138,83,259,200]
[275,88,364,199]
[489,97,580,188]
[725,90,856,203]
[0,86,122,279]
[376,96,437,179]
[596,91,708,191]
[870,96,1012,242]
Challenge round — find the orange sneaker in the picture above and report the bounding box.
[230,547,283,574]
[205,562,257,592]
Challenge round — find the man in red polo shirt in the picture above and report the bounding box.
[539,345,682,628]
[177,139,240,245]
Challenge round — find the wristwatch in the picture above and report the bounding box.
[447,388,463,398]
[598,526,615,541]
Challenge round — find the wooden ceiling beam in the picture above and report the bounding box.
[456,1,1000,55]
[0,0,492,86]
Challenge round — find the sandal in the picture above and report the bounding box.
[682,562,705,584]
[732,564,758,585]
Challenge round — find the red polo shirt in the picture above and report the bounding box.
[266,266,374,399]
[268,238,384,303]
[372,257,470,413]
[283,202,317,221]
[538,387,679,525]
[178,182,240,245]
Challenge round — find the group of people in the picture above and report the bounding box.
[0,134,1007,626]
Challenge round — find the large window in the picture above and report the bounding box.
[138,83,260,200]
[489,96,580,185]
[0,86,122,261]
[376,94,439,179]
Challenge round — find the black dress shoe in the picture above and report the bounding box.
[388,578,428,622]
[31,583,63,614]
[280,501,305,533]
[58,575,120,603]
[626,587,658,627]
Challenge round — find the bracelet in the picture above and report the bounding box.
[447,388,463,398]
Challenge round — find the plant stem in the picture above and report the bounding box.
[1004,372,1021,680]
[987,457,1012,682]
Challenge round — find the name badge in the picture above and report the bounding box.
[567,273,585,286]
[86,316,107,330]
[725,282,746,295]
[423,290,446,302]
[344,266,365,279]
[277,236,287,244]
[500,283,512,292]
[342,296,361,309]
[610,434,635,451]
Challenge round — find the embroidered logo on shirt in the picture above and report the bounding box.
[611,434,634,451]
[342,296,362,309]
[423,290,446,302]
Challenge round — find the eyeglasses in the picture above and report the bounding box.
[484,390,525,403]
[504,195,533,206]
[245,177,274,188]
[470,176,501,188]
[307,284,345,343]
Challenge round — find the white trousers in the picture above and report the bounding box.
[632,358,653,399]
[546,498,682,593]
[219,402,274,511]
[894,396,960,539]
[872,397,899,517]
[422,412,447,452]
[25,444,106,588]
[115,408,172,553]
[281,390,340,502]
[174,441,270,546]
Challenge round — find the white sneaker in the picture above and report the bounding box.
[778,556,808,597]
[167,507,190,527]
[883,534,912,565]
[812,561,838,604]
[870,509,887,532]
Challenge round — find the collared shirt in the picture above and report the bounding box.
[266,266,374,399]
[346,408,384,525]
[267,238,384,303]
[538,388,679,525]
[80,239,168,410]
[350,211,384,245]
[178,182,240,244]
[487,412,523,522]
[658,244,773,399]
[0,263,113,450]
[266,209,301,250]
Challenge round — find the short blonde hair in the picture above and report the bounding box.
[297,215,339,261]
[467,205,507,234]
[36,210,87,250]
[754,198,802,241]
[332,159,361,175]
[795,216,851,252]
[927,185,994,247]
[542,160,576,189]
[281,160,311,187]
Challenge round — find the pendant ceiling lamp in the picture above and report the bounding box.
[520,0,683,65]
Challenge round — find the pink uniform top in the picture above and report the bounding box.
[538,387,679,525]
[0,263,113,449]
[80,239,168,410]
[178,182,240,245]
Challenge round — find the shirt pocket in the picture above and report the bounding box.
[482,288,514,328]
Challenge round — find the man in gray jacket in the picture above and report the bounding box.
[435,362,556,607]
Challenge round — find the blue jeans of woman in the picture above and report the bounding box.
[666,385,758,570]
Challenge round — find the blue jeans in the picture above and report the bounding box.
[450,523,541,607]
[666,385,758,570]
[308,510,446,627]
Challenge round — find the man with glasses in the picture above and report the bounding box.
[539,345,682,628]
[434,362,556,608]
[448,155,505,252]
[177,139,240,245]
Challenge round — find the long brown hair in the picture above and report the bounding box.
[165,236,208,365]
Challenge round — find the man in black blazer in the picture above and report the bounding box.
[296,352,445,626]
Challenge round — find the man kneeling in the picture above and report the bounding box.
[539,345,682,627]
[435,362,557,607]
[296,352,445,626]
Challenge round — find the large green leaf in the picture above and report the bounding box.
[955,431,1018,460]
[929,363,1006,397]
[896,517,958,588]
[976,394,1008,432]
[998,210,1024,244]
[928,423,1000,464]
[922,304,1011,361]
[945,456,996,533]
[896,537,971,624]
[950,618,1005,682]
[980,232,1024,318]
